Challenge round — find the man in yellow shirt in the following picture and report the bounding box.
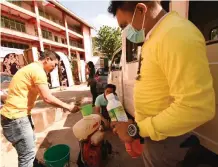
[108,1,215,167]
[0,50,79,167]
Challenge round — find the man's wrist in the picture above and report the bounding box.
[63,103,71,111]
[127,123,141,139]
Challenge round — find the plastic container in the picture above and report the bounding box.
[73,114,101,141]
[106,93,128,122]
[44,144,70,167]
[125,139,144,158]
[81,104,93,116]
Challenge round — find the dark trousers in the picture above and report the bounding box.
[142,134,190,167]
[90,84,98,105]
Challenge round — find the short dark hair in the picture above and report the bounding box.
[105,84,116,93]
[39,50,60,61]
[108,1,156,16]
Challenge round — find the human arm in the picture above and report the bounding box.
[136,29,215,140]
[94,95,110,129]
[33,69,79,113]
[36,84,79,113]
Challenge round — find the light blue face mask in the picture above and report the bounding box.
[125,8,146,44]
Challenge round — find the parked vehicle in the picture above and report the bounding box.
[108,1,218,165]
[0,72,12,92]
[0,72,13,107]
[95,68,109,94]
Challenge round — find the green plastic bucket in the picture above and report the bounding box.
[44,144,70,167]
[81,104,93,116]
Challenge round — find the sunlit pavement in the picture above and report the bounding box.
[0,84,144,167]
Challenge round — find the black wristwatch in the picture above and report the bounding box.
[127,123,140,139]
[127,123,145,144]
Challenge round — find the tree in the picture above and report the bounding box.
[94,26,122,59]
[92,37,100,56]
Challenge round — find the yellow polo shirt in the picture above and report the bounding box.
[134,12,215,141]
[0,62,48,119]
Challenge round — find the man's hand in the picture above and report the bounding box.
[101,117,110,130]
[68,104,80,113]
[111,119,134,143]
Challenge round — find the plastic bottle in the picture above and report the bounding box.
[125,139,144,158]
[106,93,128,122]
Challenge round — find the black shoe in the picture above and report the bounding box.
[33,158,45,167]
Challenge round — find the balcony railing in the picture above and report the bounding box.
[1,40,29,49]
[38,9,82,36]
[42,32,67,45]
[7,0,22,7]
[70,41,83,48]
[43,36,53,41]
[68,25,82,35]
[39,9,64,27]
[1,16,26,33]
[7,1,35,13]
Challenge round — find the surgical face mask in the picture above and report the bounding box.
[125,8,146,43]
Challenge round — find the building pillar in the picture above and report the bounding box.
[82,25,92,62]
[170,0,189,19]
[76,51,82,82]
[63,12,71,58]
[33,0,44,51]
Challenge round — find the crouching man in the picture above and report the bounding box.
[94,84,118,129]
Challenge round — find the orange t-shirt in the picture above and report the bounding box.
[0,62,48,119]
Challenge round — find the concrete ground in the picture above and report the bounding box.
[0,85,144,167]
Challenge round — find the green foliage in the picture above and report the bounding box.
[94,26,122,59]
[92,37,99,56]
[71,60,80,85]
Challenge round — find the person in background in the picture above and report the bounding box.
[86,61,98,106]
[94,84,117,129]
[0,50,80,167]
[107,1,215,167]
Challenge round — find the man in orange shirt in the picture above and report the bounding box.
[1,50,80,167]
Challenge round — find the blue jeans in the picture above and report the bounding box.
[1,116,36,167]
